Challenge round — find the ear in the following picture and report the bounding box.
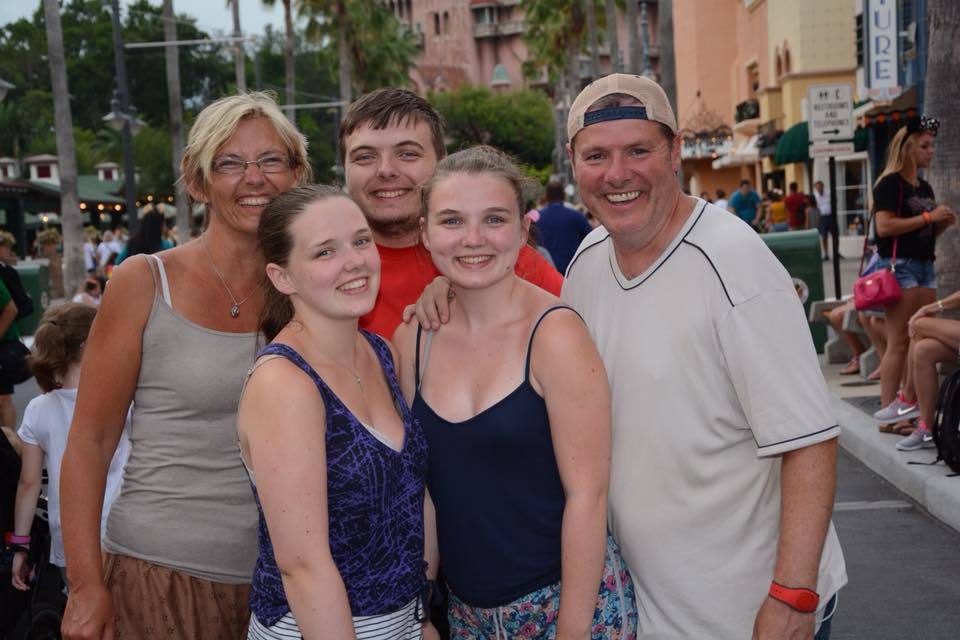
[265,262,296,296]
[419,217,431,252]
[186,177,208,204]
[670,134,682,174]
[566,143,576,181]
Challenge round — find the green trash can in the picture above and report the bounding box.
[13,261,50,336]
[760,229,827,353]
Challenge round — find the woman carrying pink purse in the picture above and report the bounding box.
[869,116,955,449]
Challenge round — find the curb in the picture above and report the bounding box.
[834,396,960,532]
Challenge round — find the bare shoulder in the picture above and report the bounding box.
[244,354,320,405]
[392,320,417,360]
[98,253,157,327]
[531,303,589,350]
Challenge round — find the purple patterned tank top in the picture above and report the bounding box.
[248,331,427,625]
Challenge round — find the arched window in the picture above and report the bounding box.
[783,46,792,74]
[443,11,450,34]
[434,12,440,35]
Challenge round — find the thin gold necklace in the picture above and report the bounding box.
[201,234,263,319]
[319,339,363,391]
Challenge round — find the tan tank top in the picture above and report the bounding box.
[102,254,259,583]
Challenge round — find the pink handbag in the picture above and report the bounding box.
[853,181,903,310]
[853,265,901,310]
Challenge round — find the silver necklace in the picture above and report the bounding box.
[201,234,263,318]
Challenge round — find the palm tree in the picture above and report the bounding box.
[262,0,295,120]
[925,0,959,211]
[585,0,600,79]
[625,0,639,73]
[163,0,190,243]
[604,0,621,72]
[42,0,84,294]
[228,0,247,92]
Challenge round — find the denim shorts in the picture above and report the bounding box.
[874,257,936,289]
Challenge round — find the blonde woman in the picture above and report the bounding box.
[60,92,311,640]
[870,117,956,441]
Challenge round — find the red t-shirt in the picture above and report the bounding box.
[784,193,808,228]
[360,243,563,339]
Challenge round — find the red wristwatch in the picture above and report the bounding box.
[768,581,819,613]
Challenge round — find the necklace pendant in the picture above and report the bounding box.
[230,304,240,318]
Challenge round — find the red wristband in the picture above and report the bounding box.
[768,581,819,613]
[923,211,932,224]
[7,533,30,545]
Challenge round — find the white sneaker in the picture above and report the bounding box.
[874,397,920,422]
[896,427,935,451]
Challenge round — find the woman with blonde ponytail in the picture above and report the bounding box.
[869,117,956,451]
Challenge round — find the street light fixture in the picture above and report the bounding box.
[102,95,145,136]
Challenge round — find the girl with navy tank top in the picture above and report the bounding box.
[238,185,436,639]
[394,147,638,639]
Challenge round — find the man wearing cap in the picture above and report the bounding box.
[562,75,847,639]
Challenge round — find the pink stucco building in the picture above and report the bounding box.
[385,0,661,94]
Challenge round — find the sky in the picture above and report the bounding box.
[0,0,287,38]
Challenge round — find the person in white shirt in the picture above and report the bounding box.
[814,180,833,256]
[11,303,129,588]
[562,74,846,640]
[713,188,729,212]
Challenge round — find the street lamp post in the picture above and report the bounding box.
[106,0,139,233]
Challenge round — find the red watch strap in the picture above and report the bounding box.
[768,581,819,613]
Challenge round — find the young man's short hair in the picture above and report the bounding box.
[339,88,446,164]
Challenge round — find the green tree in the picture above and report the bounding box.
[261,0,296,116]
[302,0,418,96]
[521,0,588,178]
[431,85,554,172]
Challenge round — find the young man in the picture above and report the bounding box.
[340,88,562,338]
[562,74,846,640]
[785,181,809,230]
[536,179,593,274]
[729,178,762,229]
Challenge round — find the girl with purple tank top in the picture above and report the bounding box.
[238,185,436,639]
[394,147,637,638]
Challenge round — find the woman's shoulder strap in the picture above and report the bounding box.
[524,305,584,379]
[141,254,172,307]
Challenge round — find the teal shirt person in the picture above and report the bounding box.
[115,238,175,265]
[729,189,761,226]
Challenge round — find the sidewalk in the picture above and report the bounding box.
[822,357,960,532]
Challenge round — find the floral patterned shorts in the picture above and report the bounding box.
[448,534,638,639]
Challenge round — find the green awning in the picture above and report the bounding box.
[775,121,869,165]
[775,121,810,165]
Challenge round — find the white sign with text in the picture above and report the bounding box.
[867,0,900,100]
[808,83,854,142]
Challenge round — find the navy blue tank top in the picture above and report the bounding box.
[248,332,428,625]
[412,306,575,607]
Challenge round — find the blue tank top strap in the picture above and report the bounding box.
[523,305,584,380]
[414,325,423,389]
[256,341,326,386]
[358,329,406,408]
